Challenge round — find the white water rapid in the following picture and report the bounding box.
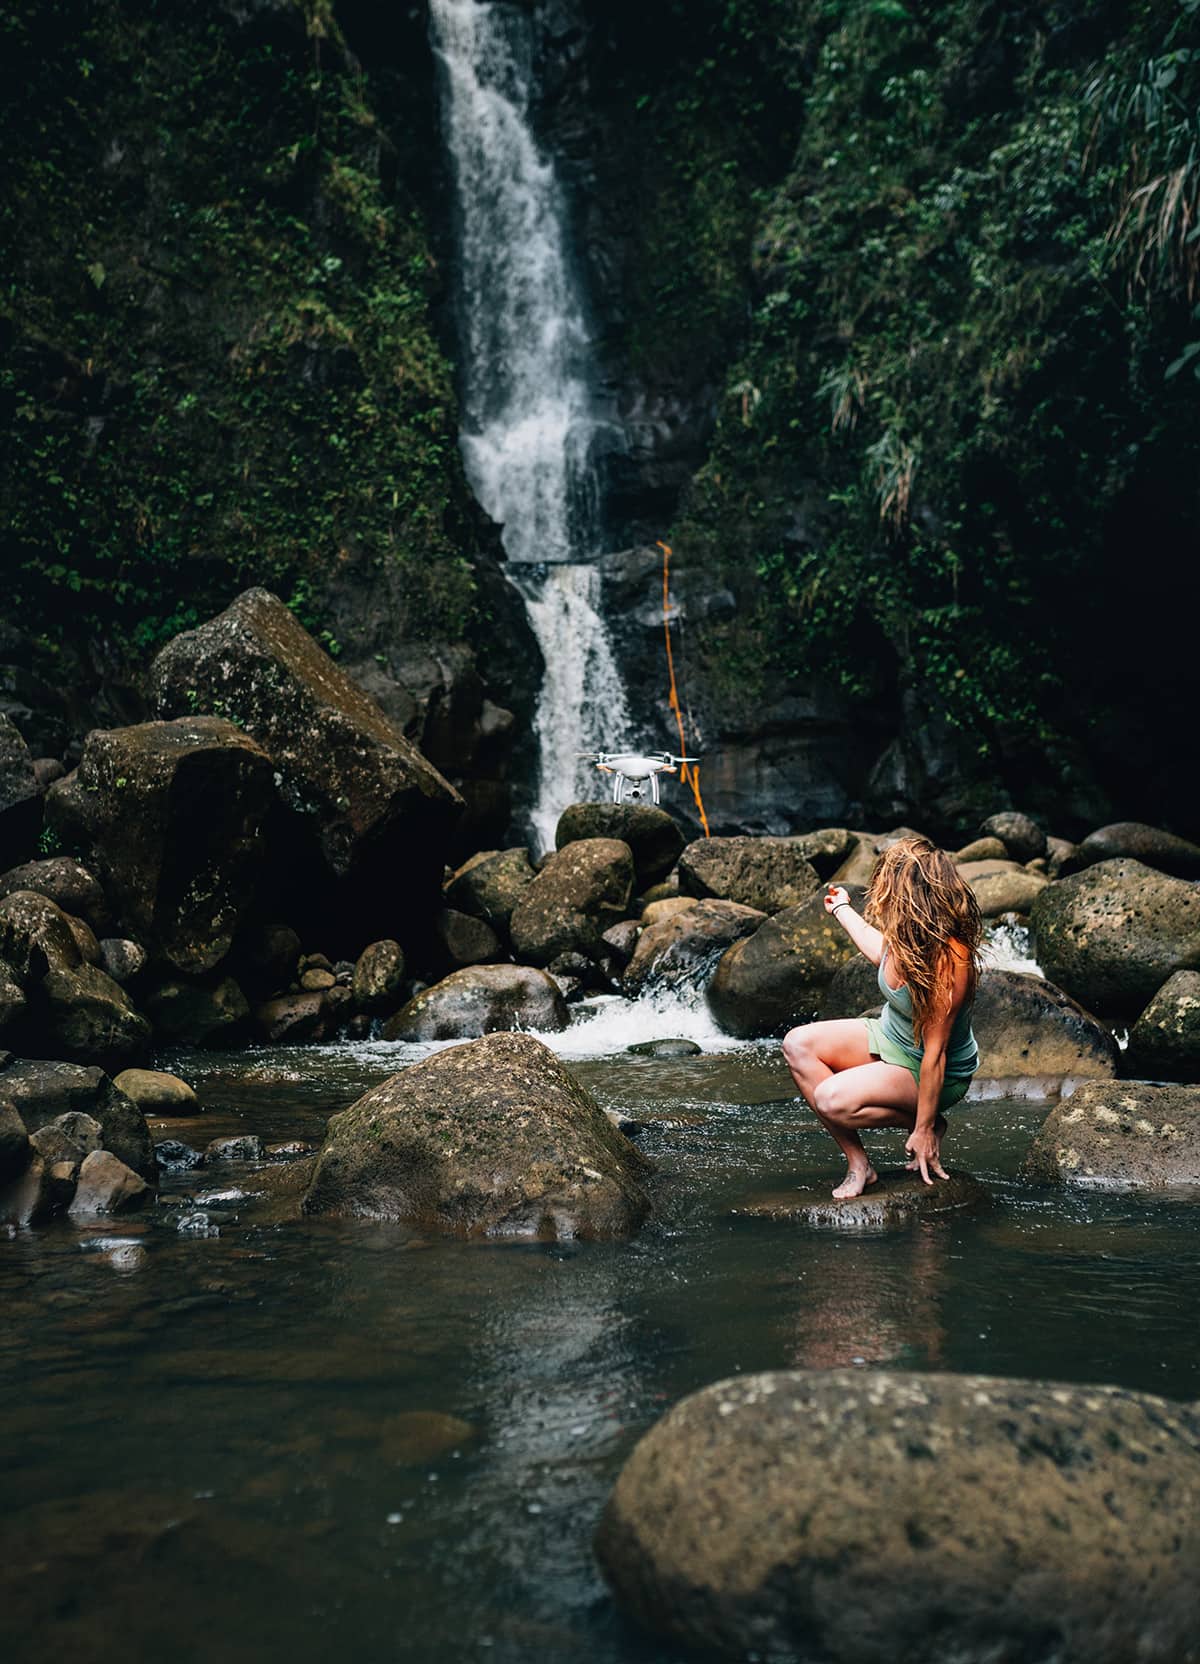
[429,0,631,849]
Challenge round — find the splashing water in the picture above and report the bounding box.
[982,920,1043,977]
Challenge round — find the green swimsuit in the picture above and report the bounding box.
[864,947,979,1111]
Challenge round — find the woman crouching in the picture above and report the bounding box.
[783,835,982,1198]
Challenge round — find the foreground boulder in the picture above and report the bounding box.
[707,889,864,1038]
[303,1031,651,1236]
[45,718,273,973]
[1126,971,1200,1082]
[1031,859,1200,1016]
[382,965,568,1041]
[623,900,765,998]
[1022,1081,1200,1190]
[595,1369,1200,1664]
[149,588,463,943]
[678,836,819,914]
[509,838,634,965]
[555,803,683,888]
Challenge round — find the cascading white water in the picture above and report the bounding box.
[429,0,631,849]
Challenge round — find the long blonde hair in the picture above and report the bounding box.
[865,835,982,1041]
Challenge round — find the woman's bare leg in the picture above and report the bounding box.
[782,1021,880,1186]
[811,1059,926,1197]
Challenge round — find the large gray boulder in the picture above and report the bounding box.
[1022,1081,1200,1190]
[0,857,110,934]
[0,1058,155,1181]
[555,803,684,888]
[45,718,273,974]
[1031,859,1200,1017]
[595,1369,1200,1664]
[623,900,765,998]
[382,965,568,1041]
[678,836,819,914]
[509,838,634,966]
[707,889,864,1038]
[1126,970,1200,1083]
[149,588,463,941]
[1069,821,1200,879]
[443,847,536,934]
[303,1031,651,1237]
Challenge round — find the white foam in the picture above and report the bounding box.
[982,920,1043,978]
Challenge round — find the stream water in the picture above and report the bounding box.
[3,1017,1198,1664]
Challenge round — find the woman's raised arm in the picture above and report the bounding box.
[823,886,884,964]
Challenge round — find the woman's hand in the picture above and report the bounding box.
[905,1124,949,1186]
[824,885,850,916]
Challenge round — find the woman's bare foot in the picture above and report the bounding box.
[832,1165,877,1199]
[905,1115,947,1172]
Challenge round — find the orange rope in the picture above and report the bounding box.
[657,539,710,836]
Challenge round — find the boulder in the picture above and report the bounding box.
[1070,821,1200,880]
[595,1369,1200,1664]
[627,1038,702,1058]
[970,868,1049,917]
[789,828,859,879]
[303,1031,651,1237]
[953,835,1008,864]
[1045,834,1079,876]
[431,908,502,971]
[0,1099,30,1184]
[142,974,250,1046]
[624,900,766,998]
[62,914,101,965]
[509,838,634,966]
[253,991,328,1044]
[155,1138,204,1171]
[382,965,568,1041]
[0,857,110,934]
[0,889,80,982]
[707,889,865,1038]
[0,962,27,1039]
[351,939,406,1013]
[1126,970,1200,1083]
[0,1059,155,1180]
[300,966,336,991]
[206,1134,263,1162]
[114,1068,200,1116]
[827,834,877,887]
[68,1149,149,1215]
[971,971,1118,1082]
[45,718,274,974]
[555,802,684,887]
[980,810,1047,863]
[677,836,819,914]
[1022,1081,1200,1190]
[818,953,880,1020]
[733,1168,989,1229]
[28,1120,86,1171]
[443,847,536,933]
[42,962,152,1068]
[600,920,641,966]
[640,897,697,928]
[955,858,1022,884]
[0,712,40,868]
[149,588,463,942]
[0,1151,53,1227]
[1031,860,1200,1017]
[98,938,146,987]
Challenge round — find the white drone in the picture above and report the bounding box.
[578,749,699,805]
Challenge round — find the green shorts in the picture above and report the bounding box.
[863,1016,974,1112]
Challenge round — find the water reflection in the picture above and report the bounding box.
[787,1225,948,1370]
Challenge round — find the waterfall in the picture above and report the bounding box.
[429,0,631,849]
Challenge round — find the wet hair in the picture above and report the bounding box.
[864,834,982,1041]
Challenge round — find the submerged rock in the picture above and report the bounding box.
[627,1038,702,1058]
[1126,970,1200,1083]
[382,964,568,1041]
[555,802,684,887]
[154,1138,204,1171]
[732,1168,989,1230]
[303,1031,651,1237]
[1021,1081,1200,1190]
[595,1369,1200,1664]
[624,899,765,998]
[677,836,819,914]
[509,838,634,966]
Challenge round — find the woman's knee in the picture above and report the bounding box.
[782,1026,817,1071]
[812,1075,848,1118]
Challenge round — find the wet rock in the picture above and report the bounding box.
[351,939,406,1013]
[0,857,111,934]
[1126,971,1200,1083]
[149,587,463,942]
[443,846,536,933]
[0,1150,52,1227]
[708,888,866,1038]
[595,1368,1200,1664]
[627,1038,702,1058]
[299,966,336,991]
[509,838,634,966]
[0,1098,30,1184]
[678,836,819,915]
[265,1140,314,1159]
[154,1138,204,1172]
[624,900,766,998]
[970,868,1049,917]
[28,1121,87,1170]
[640,896,697,927]
[175,1209,219,1237]
[98,938,146,985]
[42,962,152,1068]
[980,810,1047,863]
[0,712,41,868]
[1031,859,1200,1017]
[601,919,641,966]
[972,971,1118,1082]
[114,1068,200,1116]
[45,717,274,974]
[733,1168,989,1229]
[205,1135,263,1163]
[1022,1081,1200,1190]
[51,1111,104,1155]
[555,802,684,887]
[304,1031,652,1238]
[432,908,502,970]
[953,834,1008,863]
[1070,821,1200,880]
[143,974,250,1046]
[253,990,327,1044]
[45,1158,79,1212]
[0,1059,155,1180]
[0,889,80,982]
[68,1150,149,1214]
[789,828,859,879]
[382,965,568,1041]
[818,952,880,1020]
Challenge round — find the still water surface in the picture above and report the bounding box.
[2,1035,1198,1663]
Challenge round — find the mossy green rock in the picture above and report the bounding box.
[1126,971,1200,1084]
[596,1369,1200,1663]
[304,1031,651,1237]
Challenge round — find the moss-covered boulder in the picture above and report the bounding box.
[623,899,765,997]
[707,888,865,1038]
[678,836,819,914]
[1031,860,1200,1018]
[382,965,567,1041]
[42,962,151,1069]
[443,846,537,935]
[509,838,634,966]
[303,1031,651,1236]
[595,1369,1200,1664]
[555,803,684,888]
[1022,1081,1200,1191]
[46,718,273,974]
[0,890,81,983]
[1126,971,1200,1083]
[0,858,111,935]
